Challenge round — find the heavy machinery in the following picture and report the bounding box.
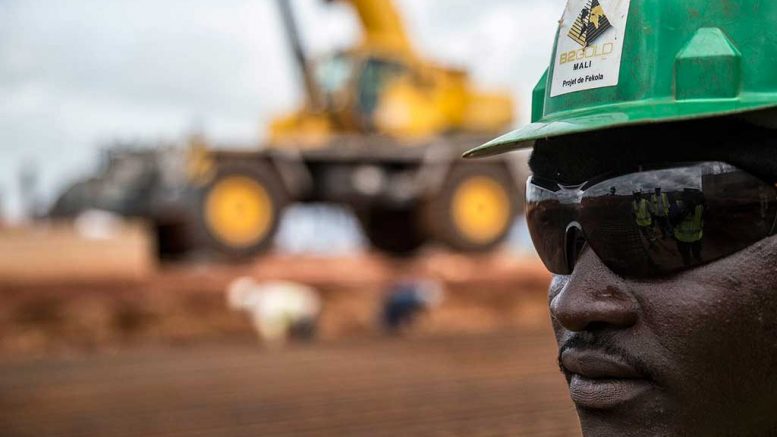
[50,0,527,259]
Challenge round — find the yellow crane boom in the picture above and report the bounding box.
[329,0,414,54]
[270,0,515,144]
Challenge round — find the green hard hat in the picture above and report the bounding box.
[465,0,777,158]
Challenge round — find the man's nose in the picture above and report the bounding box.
[550,248,638,332]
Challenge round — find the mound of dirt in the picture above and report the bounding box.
[0,250,551,358]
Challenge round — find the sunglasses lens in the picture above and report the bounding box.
[526,180,577,275]
[528,163,777,278]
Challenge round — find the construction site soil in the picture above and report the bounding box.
[0,250,552,358]
[0,330,580,436]
[0,251,582,436]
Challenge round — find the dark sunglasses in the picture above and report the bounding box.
[526,161,777,278]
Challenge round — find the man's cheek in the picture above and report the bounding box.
[548,275,569,304]
[548,275,570,342]
[647,281,768,401]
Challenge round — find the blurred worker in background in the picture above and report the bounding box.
[650,187,672,239]
[631,191,655,244]
[227,278,321,346]
[671,189,706,267]
[465,0,777,435]
[381,278,444,334]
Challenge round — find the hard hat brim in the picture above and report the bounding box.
[463,99,777,159]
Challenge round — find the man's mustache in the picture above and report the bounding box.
[558,331,656,381]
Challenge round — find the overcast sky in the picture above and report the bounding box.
[0,0,566,220]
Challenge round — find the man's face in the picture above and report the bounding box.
[550,232,777,436]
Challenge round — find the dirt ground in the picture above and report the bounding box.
[0,330,580,437]
[0,251,580,436]
[0,250,551,358]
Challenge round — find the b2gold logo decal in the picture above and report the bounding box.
[568,0,612,47]
[550,0,631,97]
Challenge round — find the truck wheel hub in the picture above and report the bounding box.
[205,176,273,248]
[451,176,510,244]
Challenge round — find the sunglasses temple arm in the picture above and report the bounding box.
[771,211,777,236]
[772,186,777,235]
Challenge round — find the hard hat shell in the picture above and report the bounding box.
[465,0,777,158]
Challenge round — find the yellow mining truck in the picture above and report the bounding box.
[50,0,526,258]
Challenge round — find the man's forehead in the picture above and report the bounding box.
[528,117,777,185]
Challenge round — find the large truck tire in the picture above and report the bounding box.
[426,163,518,252]
[196,162,286,259]
[357,206,428,256]
[49,180,96,218]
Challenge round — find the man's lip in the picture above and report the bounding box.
[561,349,646,380]
[561,349,654,410]
[568,375,653,410]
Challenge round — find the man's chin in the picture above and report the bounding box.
[572,383,673,437]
